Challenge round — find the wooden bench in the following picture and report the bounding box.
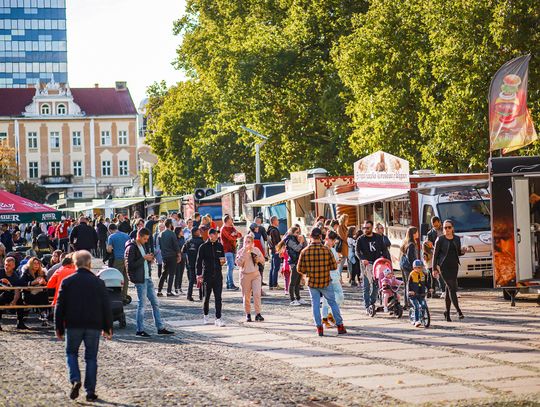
[0,286,53,310]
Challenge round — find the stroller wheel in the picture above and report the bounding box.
[394,304,403,319]
[368,304,376,317]
[119,313,127,329]
[123,295,132,305]
[408,307,415,323]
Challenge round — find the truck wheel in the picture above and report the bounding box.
[119,313,127,329]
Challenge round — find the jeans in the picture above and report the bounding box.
[410,297,427,322]
[203,278,223,319]
[135,278,164,332]
[159,256,177,293]
[65,328,101,396]
[225,252,235,288]
[308,286,343,327]
[269,252,281,287]
[363,274,378,309]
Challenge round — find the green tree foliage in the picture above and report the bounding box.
[10,181,47,204]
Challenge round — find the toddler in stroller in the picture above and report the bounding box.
[380,268,403,314]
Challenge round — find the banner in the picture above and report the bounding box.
[489,55,537,153]
[354,151,409,188]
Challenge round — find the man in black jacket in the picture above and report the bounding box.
[54,250,112,402]
[125,228,173,338]
[158,219,181,297]
[267,216,282,290]
[425,216,445,296]
[116,214,132,234]
[69,217,98,253]
[196,228,226,326]
[182,227,204,301]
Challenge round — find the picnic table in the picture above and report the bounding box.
[0,285,53,309]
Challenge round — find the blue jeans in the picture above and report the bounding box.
[135,278,164,332]
[269,252,281,287]
[363,274,378,309]
[65,328,101,395]
[225,252,235,288]
[308,286,343,327]
[410,297,427,322]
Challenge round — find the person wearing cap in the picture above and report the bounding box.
[182,226,204,301]
[297,227,347,336]
[408,259,428,327]
[196,228,227,326]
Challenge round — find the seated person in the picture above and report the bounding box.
[12,230,27,247]
[0,257,28,330]
[19,257,50,326]
[47,250,63,270]
[46,252,67,280]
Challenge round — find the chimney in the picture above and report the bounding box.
[94,83,99,88]
[115,81,127,91]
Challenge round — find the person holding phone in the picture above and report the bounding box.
[125,228,174,338]
[236,234,265,322]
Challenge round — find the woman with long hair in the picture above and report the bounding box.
[347,226,360,286]
[19,257,49,325]
[284,226,307,306]
[400,226,419,308]
[236,234,265,322]
[433,220,465,321]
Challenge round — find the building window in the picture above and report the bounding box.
[27,132,38,149]
[41,104,50,115]
[0,132,7,145]
[28,161,39,179]
[50,161,60,176]
[73,160,82,177]
[49,131,60,149]
[72,131,81,147]
[101,160,111,176]
[100,131,111,146]
[118,130,128,145]
[119,160,128,176]
[73,192,83,198]
[57,103,66,115]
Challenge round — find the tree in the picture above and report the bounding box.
[0,145,18,189]
[10,181,47,204]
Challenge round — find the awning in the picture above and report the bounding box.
[106,198,146,209]
[247,190,313,207]
[413,179,489,195]
[312,188,409,206]
[0,189,60,223]
[200,186,243,202]
[145,196,182,209]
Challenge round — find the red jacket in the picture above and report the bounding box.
[220,226,242,253]
[47,264,76,305]
[56,221,71,239]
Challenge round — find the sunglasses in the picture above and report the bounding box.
[444,226,453,230]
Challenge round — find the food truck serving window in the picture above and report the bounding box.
[437,201,490,233]
[389,200,412,226]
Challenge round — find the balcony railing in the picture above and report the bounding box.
[40,175,73,185]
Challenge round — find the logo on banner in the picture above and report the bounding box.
[354,151,409,187]
[0,214,20,221]
[0,202,16,211]
[21,199,45,210]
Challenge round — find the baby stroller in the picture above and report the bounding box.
[98,268,127,329]
[367,258,403,318]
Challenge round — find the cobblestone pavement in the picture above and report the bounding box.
[1,261,540,406]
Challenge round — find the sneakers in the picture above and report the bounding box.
[203,315,210,325]
[440,292,446,299]
[246,314,252,322]
[290,300,301,306]
[157,291,164,297]
[157,328,175,335]
[86,394,98,402]
[414,321,422,328]
[298,299,308,305]
[274,284,283,290]
[255,314,264,322]
[215,318,225,327]
[383,306,389,313]
[337,324,347,335]
[187,296,195,302]
[136,331,151,337]
[317,325,324,336]
[166,292,177,297]
[227,285,240,291]
[69,381,81,400]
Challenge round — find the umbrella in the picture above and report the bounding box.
[0,189,60,223]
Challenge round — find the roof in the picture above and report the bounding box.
[312,188,408,206]
[0,87,137,117]
[247,189,313,207]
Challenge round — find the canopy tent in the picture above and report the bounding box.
[247,189,313,207]
[200,185,244,202]
[0,189,60,223]
[312,188,409,206]
[61,198,146,212]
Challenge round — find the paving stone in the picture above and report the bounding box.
[313,363,407,378]
[417,335,495,347]
[285,355,372,368]
[400,355,494,371]
[377,347,454,361]
[215,333,285,344]
[443,365,536,381]
[336,341,421,353]
[385,383,490,404]
[237,339,310,351]
[345,373,448,389]
[448,341,537,354]
[486,351,540,364]
[481,376,540,395]
[258,346,339,360]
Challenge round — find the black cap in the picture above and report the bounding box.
[208,228,218,235]
[311,227,322,238]
[191,226,199,235]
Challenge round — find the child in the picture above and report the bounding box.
[322,231,344,328]
[380,268,401,312]
[408,259,428,328]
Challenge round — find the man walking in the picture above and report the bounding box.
[69,217,98,253]
[220,215,242,290]
[56,217,71,253]
[54,250,113,402]
[106,223,130,303]
[267,216,282,290]
[158,219,180,297]
[297,228,346,336]
[356,220,390,313]
[125,228,174,337]
[182,226,204,301]
[197,228,226,326]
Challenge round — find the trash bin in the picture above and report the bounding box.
[98,268,127,329]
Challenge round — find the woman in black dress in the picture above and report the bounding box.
[432,220,465,321]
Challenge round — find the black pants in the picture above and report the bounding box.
[159,256,177,294]
[402,269,411,306]
[203,278,223,319]
[59,238,70,253]
[289,265,301,301]
[444,277,462,314]
[187,266,201,299]
[157,263,163,279]
[175,259,185,291]
[98,240,107,259]
[0,293,24,325]
[350,261,361,283]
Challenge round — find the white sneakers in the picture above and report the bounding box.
[215,318,225,327]
[414,321,422,328]
[203,315,210,325]
[298,299,308,305]
[290,300,301,306]
[383,306,389,313]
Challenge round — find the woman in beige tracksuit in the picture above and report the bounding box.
[236,234,265,322]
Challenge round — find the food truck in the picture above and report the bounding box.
[490,155,540,303]
[313,151,492,279]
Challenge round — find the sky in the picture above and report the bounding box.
[66,0,186,106]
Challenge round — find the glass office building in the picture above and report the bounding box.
[0,0,67,88]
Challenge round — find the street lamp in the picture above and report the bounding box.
[240,125,269,184]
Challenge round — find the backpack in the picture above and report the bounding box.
[400,253,412,272]
[335,236,343,253]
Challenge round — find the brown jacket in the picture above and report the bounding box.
[337,223,348,257]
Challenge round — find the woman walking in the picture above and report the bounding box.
[347,226,360,286]
[400,226,419,309]
[433,219,465,321]
[236,235,265,322]
[285,226,307,306]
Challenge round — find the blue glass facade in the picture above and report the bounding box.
[0,0,67,87]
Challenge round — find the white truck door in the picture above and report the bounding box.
[513,178,534,281]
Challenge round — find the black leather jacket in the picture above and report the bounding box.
[432,235,462,269]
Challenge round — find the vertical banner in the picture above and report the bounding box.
[489,55,537,153]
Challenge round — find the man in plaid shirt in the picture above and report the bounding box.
[297,227,347,336]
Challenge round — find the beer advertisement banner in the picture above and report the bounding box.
[489,54,537,153]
